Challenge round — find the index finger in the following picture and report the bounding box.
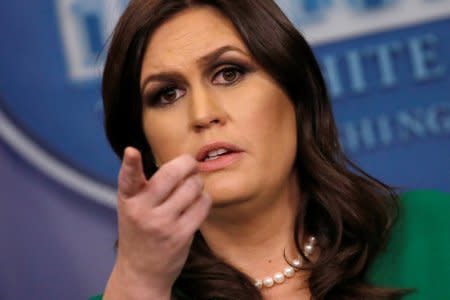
[146,154,198,206]
[117,147,147,200]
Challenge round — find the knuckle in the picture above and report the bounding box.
[118,173,142,199]
[185,176,203,194]
[159,167,178,184]
[120,202,141,224]
[118,173,131,191]
[119,158,133,176]
[144,211,172,236]
[117,168,127,186]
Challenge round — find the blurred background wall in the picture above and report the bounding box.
[0,0,449,299]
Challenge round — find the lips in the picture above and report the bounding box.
[195,142,244,172]
[195,142,243,162]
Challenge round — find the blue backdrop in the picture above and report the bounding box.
[0,0,449,299]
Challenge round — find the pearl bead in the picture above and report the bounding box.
[263,277,274,287]
[252,235,317,289]
[304,244,314,256]
[292,258,302,269]
[283,266,295,277]
[254,279,263,289]
[273,272,285,283]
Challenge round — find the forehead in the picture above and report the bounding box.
[141,6,248,72]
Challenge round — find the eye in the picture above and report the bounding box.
[213,66,245,85]
[148,86,186,107]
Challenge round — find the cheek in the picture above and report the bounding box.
[234,85,297,148]
[142,112,185,163]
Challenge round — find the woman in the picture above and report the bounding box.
[99,0,407,299]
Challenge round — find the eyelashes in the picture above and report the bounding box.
[149,85,185,107]
[144,63,250,108]
[211,63,248,85]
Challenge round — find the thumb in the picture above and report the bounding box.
[118,147,147,200]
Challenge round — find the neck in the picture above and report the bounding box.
[199,174,301,280]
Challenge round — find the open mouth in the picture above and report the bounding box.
[195,143,244,171]
[203,148,233,161]
[196,142,243,162]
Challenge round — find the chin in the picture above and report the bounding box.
[204,174,255,208]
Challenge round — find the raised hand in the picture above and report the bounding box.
[103,147,212,300]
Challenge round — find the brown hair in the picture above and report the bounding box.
[103,0,407,299]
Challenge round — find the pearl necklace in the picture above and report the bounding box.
[254,236,317,289]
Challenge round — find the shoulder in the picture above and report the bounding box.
[399,189,450,213]
[368,190,450,299]
[394,190,450,238]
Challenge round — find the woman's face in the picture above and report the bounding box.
[140,6,297,206]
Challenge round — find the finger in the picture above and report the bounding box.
[158,174,204,217]
[178,192,212,235]
[117,147,147,200]
[146,154,198,206]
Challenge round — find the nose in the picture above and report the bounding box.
[189,88,228,131]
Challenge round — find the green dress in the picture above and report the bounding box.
[368,190,450,299]
[91,190,450,299]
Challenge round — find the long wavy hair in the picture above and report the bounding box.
[102,0,406,299]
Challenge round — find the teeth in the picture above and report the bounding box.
[207,148,228,158]
[204,156,220,161]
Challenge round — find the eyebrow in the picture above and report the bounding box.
[140,45,249,92]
